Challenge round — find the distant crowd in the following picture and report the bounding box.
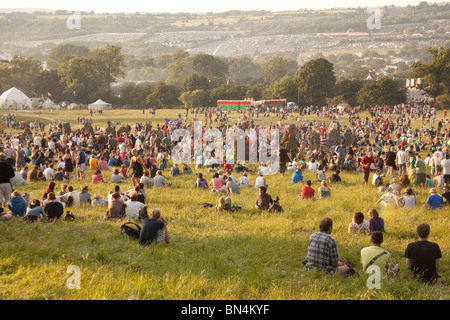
[0,99,444,286]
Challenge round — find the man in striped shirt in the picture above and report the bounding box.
[305,218,349,275]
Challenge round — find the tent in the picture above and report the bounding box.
[42,98,59,110]
[0,87,32,109]
[67,103,81,110]
[88,99,112,110]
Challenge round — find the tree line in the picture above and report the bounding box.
[0,44,448,109]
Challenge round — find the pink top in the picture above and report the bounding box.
[211,177,223,190]
[98,160,110,171]
[92,173,104,184]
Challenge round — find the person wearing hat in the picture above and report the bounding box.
[0,153,15,208]
[426,188,444,210]
[92,193,107,207]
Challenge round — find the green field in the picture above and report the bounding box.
[0,108,448,300]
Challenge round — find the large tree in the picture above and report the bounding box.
[8,55,43,97]
[260,56,292,85]
[295,58,336,107]
[408,46,450,107]
[262,75,297,103]
[88,45,125,96]
[357,76,407,107]
[146,81,180,108]
[335,79,364,106]
[192,54,228,80]
[47,44,90,70]
[57,56,100,103]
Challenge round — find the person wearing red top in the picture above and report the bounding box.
[360,151,374,185]
[298,180,315,199]
[400,139,407,148]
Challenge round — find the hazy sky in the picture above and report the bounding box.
[0,0,426,13]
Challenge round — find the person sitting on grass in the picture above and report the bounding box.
[105,192,126,220]
[368,208,385,234]
[91,169,105,184]
[139,208,170,245]
[216,196,233,212]
[348,211,370,234]
[25,199,47,222]
[226,177,241,195]
[290,169,303,184]
[209,172,225,193]
[361,231,399,278]
[238,173,252,188]
[317,180,331,199]
[44,192,64,220]
[298,180,315,200]
[111,168,125,183]
[304,217,350,275]
[398,187,416,209]
[140,170,152,188]
[195,173,208,189]
[426,188,445,210]
[79,185,92,205]
[255,186,273,211]
[125,193,148,220]
[375,188,399,207]
[0,191,27,220]
[328,169,342,183]
[405,223,442,287]
[92,193,108,207]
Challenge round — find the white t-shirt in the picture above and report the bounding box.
[43,168,55,180]
[433,151,443,166]
[254,176,265,188]
[239,176,250,187]
[396,150,408,164]
[125,200,145,220]
[308,162,318,172]
[442,158,450,175]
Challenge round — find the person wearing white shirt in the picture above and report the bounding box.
[34,134,42,148]
[43,165,55,181]
[238,173,251,187]
[441,155,450,185]
[433,148,444,176]
[396,147,408,177]
[62,186,80,207]
[125,193,147,220]
[308,159,319,172]
[11,137,20,149]
[254,173,267,189]
[135,137,143,156]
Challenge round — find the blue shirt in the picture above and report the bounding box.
[291,171,303,184]
[336,146,346,158]
[78,151,86,165]
[8,196,27,217]
[426,194,444,209]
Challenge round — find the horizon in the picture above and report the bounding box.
[0,0,439,14]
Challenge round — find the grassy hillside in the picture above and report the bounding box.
[0,108,448,300]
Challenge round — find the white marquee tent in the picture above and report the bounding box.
[0,87,32,109]
[88,99,112,110]
[42,98,60,110]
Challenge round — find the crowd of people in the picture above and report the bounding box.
[0,99,445,286]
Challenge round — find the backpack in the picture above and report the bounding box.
[121,222,141,239]
[64,211,75,221]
